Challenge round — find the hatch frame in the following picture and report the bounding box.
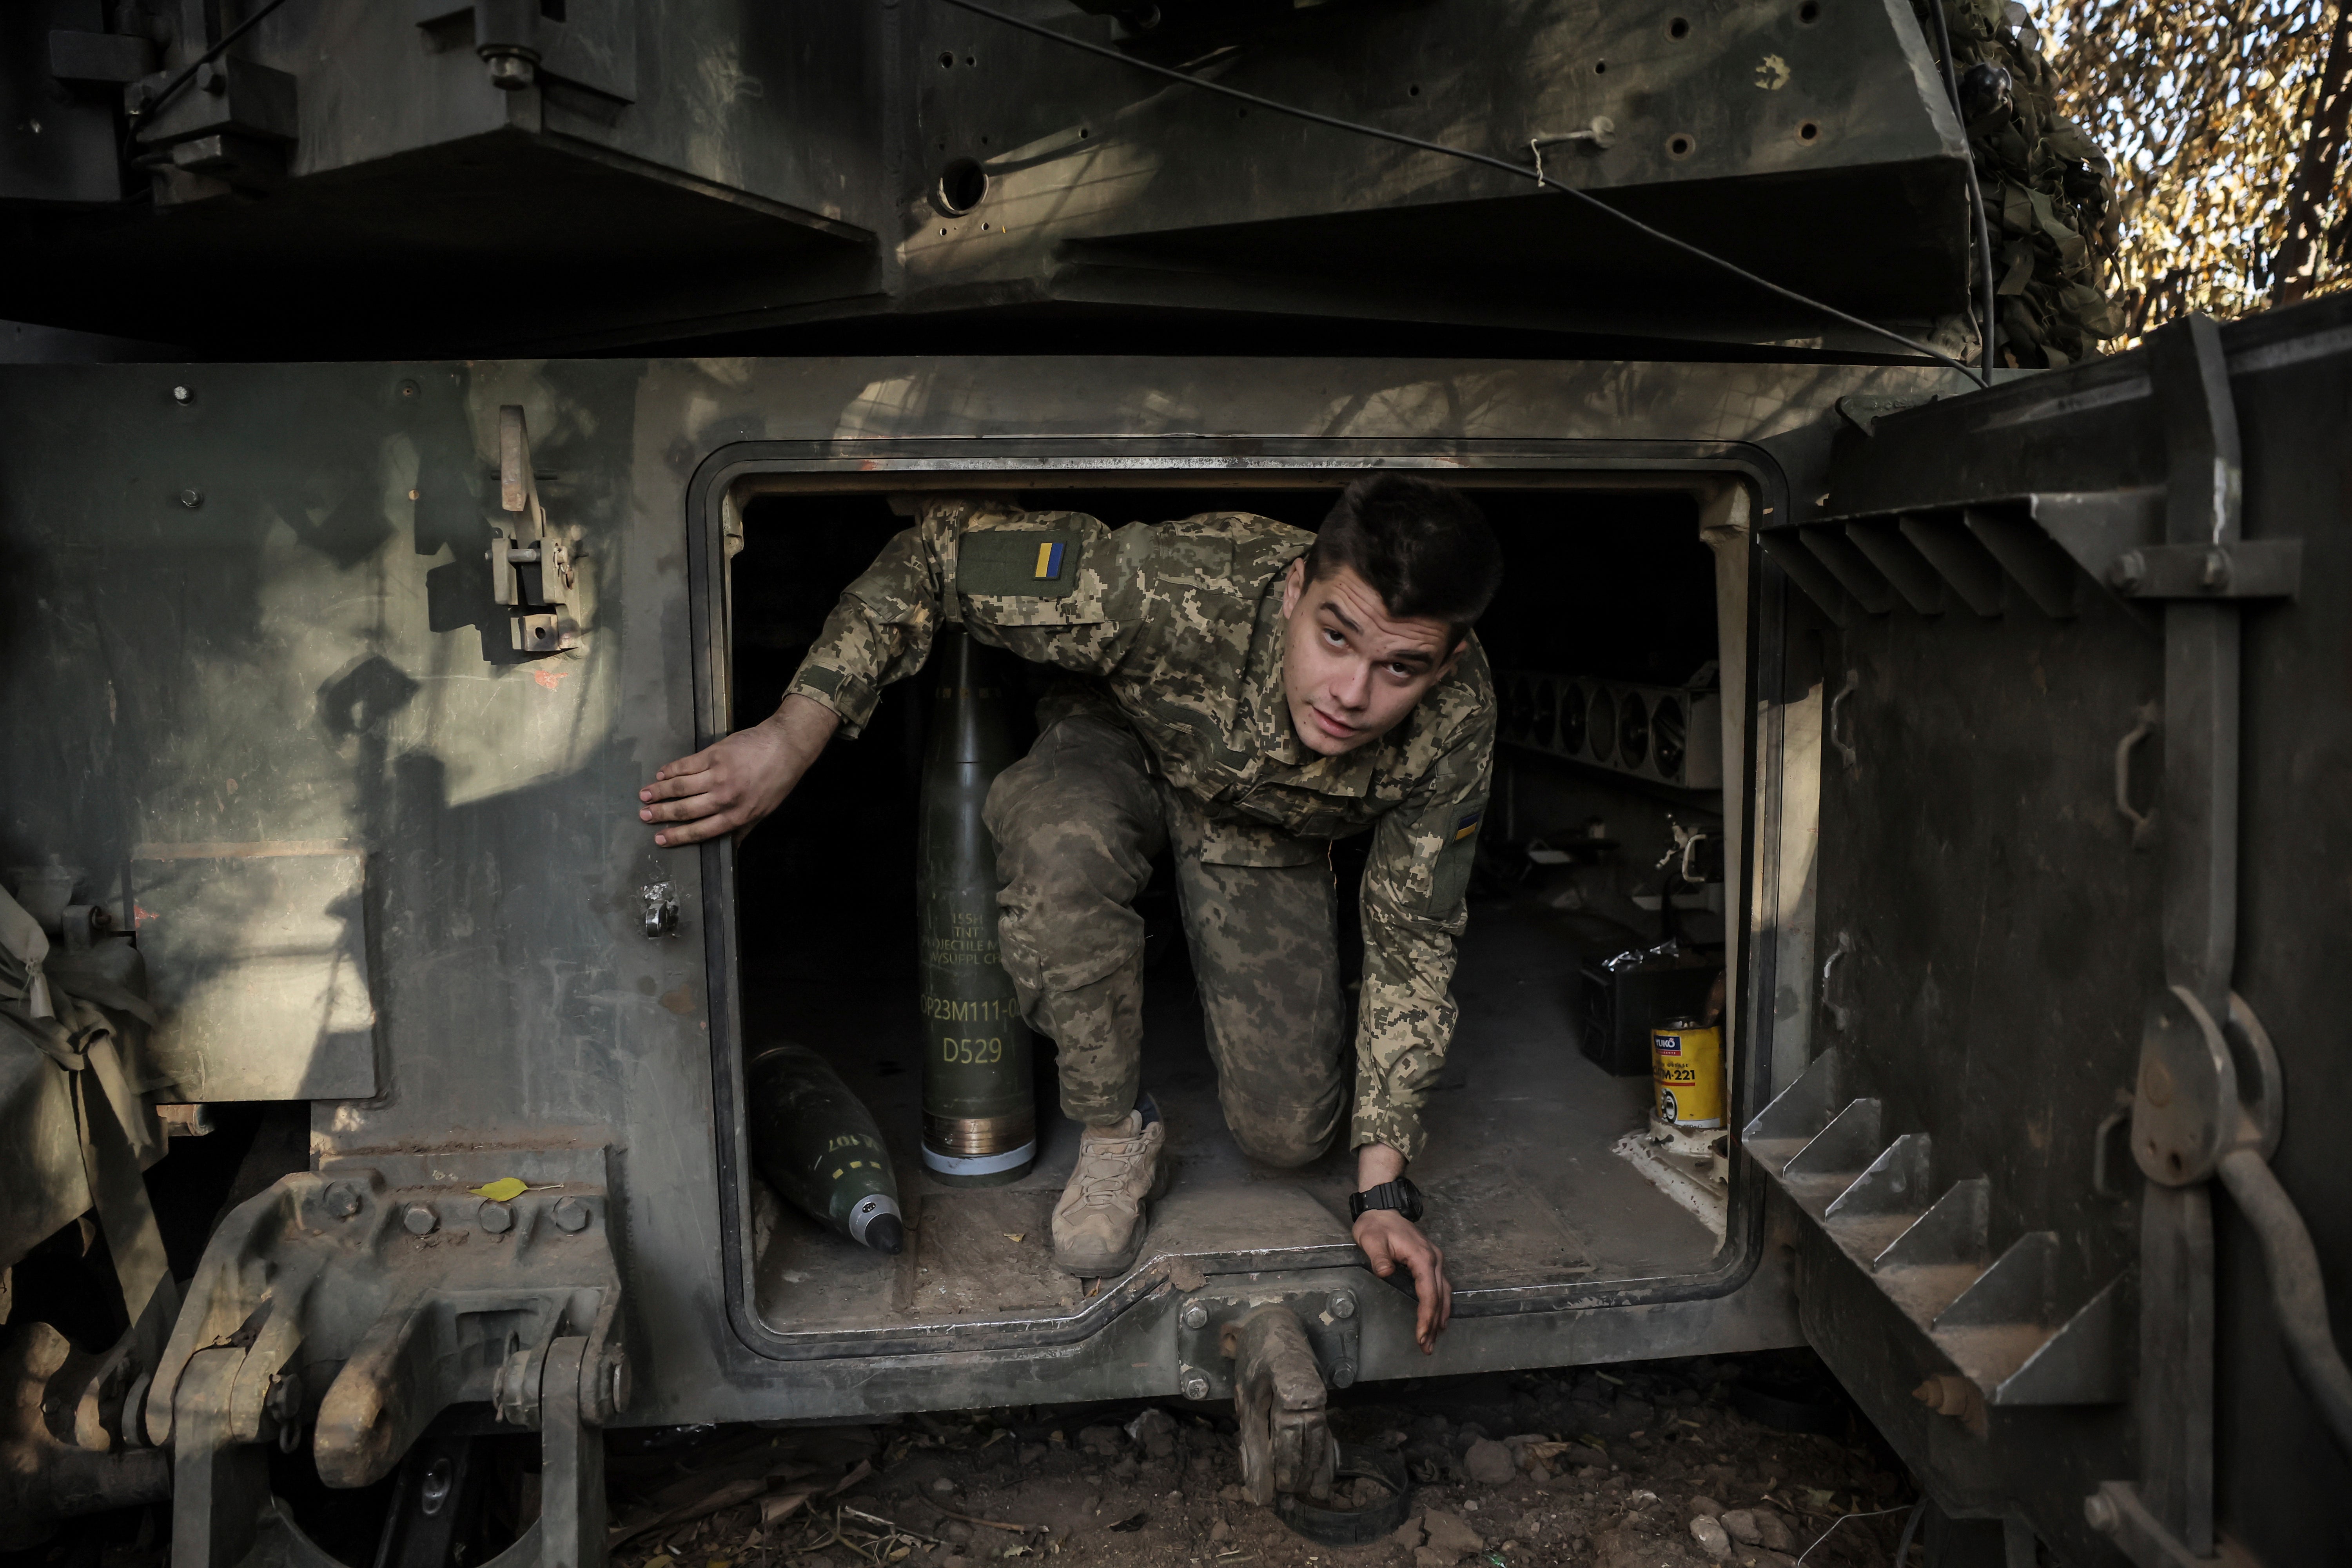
[683,436,1809,1366]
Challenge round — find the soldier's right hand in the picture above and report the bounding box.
[640,693,840,846]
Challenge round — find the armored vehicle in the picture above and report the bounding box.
[2,3,2347,1567]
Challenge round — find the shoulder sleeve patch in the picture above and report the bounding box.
[956,529,1084,599]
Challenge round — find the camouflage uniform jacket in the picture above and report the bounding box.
[786,498,1495,1160]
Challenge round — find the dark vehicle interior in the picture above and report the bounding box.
[726,483,1735,1333]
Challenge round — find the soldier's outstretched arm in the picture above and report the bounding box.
[639,495,1133,844]
[639,692,839,846]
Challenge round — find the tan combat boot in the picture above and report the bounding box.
[1051,1106,1167,1277]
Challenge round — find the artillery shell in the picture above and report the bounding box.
[746,1043,905,1253]
[917,626,1036,1187]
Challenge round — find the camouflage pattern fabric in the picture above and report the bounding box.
[1926,0,2124,367]
[787,498,1495,1159]
[984,708,1347,1166]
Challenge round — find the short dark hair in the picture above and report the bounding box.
[1305,474,1502,649]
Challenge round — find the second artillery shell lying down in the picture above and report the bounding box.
[746,1043,905,1254]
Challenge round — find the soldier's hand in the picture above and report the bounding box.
[1355,1209,1452,1354]
[640,694,839,847]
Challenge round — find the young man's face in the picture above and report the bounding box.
[1279,557,1464,757]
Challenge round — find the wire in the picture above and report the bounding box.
[128,0,299,134]
[933,0,1991,388]
[1922,0,2002,373]
[1892,1496,1929,1565]
[1790,1503,1918,1565]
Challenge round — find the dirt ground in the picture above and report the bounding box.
[0,1350,1924,1568]
[604,1352,1922,1568]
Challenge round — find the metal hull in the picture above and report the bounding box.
[0,351,1962,1427]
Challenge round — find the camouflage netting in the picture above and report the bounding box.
[1920,0,2127,367]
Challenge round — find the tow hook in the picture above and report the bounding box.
[1225,1305,1335,1507]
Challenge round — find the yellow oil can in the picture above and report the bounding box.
[1652,1016,1725,1129]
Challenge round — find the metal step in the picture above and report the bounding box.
[1822,1132,1933,1260]
[1779,1098,1884,1209]
[1871,1176,1993,1325]
[1744,1051,2122,1407]
[1742,1043,1847,1175]
[1932,1233,2127,1405]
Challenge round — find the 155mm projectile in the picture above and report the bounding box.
[918,626,1035,1186]
[746,1044,904,1253]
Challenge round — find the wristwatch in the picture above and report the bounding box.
[1349,1176,1425,1223]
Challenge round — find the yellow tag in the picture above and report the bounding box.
[469,1177,528,1203]
[1004,1232,1025,1243]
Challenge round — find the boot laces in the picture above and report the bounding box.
[1073,1136,1151,1207]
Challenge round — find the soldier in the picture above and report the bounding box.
[639,475,1500,1353]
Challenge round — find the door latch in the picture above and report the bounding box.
[489,405,580,655]
[641,882,679,940]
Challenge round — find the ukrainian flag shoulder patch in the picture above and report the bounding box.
[1452,809,1483,843]
[956,529,1083,598]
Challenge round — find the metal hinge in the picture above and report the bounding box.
[488,405,581,655]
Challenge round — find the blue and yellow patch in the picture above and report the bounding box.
[958,529,1081,598]
[1452,810,1483,843]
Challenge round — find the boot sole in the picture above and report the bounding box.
[1051,1143,1175,1279]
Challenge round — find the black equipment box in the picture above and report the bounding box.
[1579,955,1722,1076]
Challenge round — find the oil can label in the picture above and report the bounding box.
[1652,1024,1724,1128]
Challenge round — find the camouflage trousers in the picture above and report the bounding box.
[982,708,1346,1167]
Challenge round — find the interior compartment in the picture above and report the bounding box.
[727,483,1736,1334]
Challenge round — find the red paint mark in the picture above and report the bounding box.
[134,904,159,927]
[533,670,568,690]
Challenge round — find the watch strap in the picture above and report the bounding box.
[1349,1177,1424,1223]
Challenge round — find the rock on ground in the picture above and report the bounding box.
[1462,1438,1517,1486]
[1690,1514,1733,1561]
[1124,1408,1177,1460]
[1421,1507,1487,1555]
